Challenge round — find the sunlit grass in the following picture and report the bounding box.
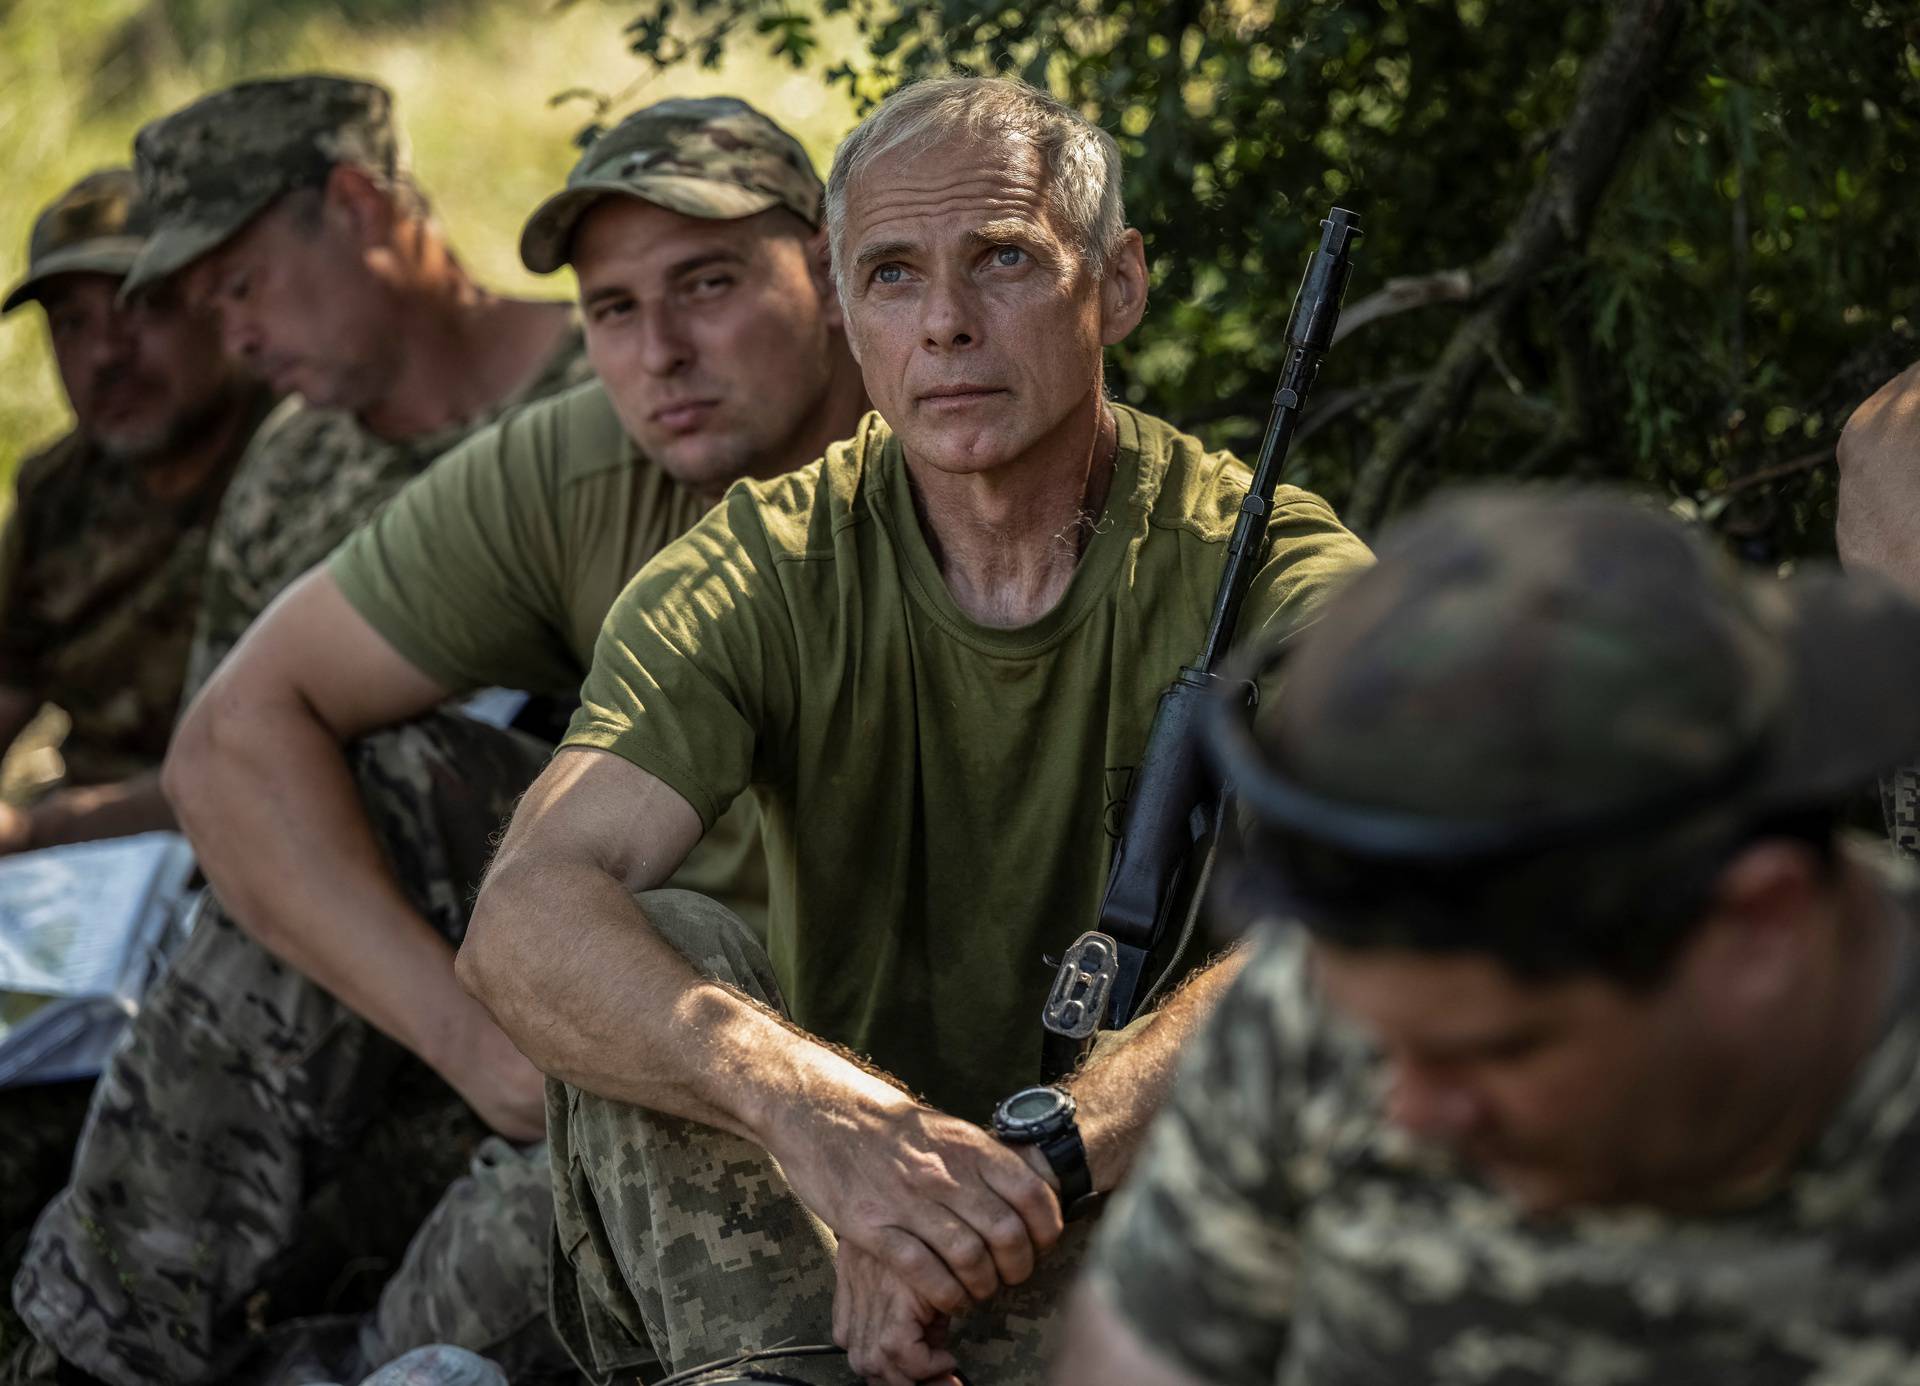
[0,0,859,473]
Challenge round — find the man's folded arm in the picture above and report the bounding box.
[163,566,547,1140]
[459,745,907,1139]
[461,748,1064,1313]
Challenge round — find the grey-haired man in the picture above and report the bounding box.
[459,75,1369,1386]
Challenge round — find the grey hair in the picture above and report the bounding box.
[825,75,1125,295]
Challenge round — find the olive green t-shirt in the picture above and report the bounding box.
[568,404,1371,1120]
[329,379,766,928]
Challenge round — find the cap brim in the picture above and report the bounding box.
[119,189,278,296]
[519,177,783,274]
[1759,566,1920,808]
[1,236,146,314]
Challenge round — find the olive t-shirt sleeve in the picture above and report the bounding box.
[563,485,798,830]
[1086,932,1313,1385]
[329,410,574,696]
[1237,488,1373,647]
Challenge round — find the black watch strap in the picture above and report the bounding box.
[1037,1122,1095,1215]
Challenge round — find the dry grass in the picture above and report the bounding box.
[0,0,860,478]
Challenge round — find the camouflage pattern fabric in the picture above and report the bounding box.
[550,889,1090,1386]
[1882,767,1920,859]
[11,712,571,1386]
[1088,862,1920,1386]
[520,96,824,274]
[0,388,269,784]
[125,75,399,294]
[181,329,590,698]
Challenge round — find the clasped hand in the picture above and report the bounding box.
[776,1094,1064,1383]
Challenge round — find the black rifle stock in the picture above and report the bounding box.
[1040,207,1362,1068]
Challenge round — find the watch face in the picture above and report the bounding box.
[995,1084,1073,1139]
[1005,1089,1059,1123]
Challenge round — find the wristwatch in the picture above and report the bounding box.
[991,1084,1096,1216]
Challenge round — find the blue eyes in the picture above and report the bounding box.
[869,246,1026,286]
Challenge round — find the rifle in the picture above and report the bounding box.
[1040,207,1362,1072]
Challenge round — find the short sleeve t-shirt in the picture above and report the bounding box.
[185,321,591,698]
[0,385,272,784]
[566,404,1371,1120]
[1087,851,1920,1385]
[330,380,767,928]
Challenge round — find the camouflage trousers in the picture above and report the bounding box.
[550,890,1089,1386]
[11,711,575,1386]
[1884,766,1920,859]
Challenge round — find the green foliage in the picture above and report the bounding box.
[618,0,1920,556]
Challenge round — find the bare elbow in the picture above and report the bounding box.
[457,850,530,1010]
[161,688,221,828]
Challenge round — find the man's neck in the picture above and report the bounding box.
[357,244,571,441]
[904,394,1118,629]
[1697,859,1901,1208]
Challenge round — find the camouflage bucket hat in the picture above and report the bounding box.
[123,74,398,294]
[520,95,822,274]
[1221,486,1920,854]
[1210,488,1920,960]
[3,168,150,315]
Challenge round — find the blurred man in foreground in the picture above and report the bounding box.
[0,168,268,848]
[1063,490,1920,1384]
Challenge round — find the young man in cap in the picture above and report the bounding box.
[14,97,864,1386]
[459,75,1369,1386]
[1061,490,1920,1384]
[0,167,269,849]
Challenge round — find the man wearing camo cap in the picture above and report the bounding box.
[9,74,591,1385]
[0,167,269,1301]
[14,96,863,1386]
[0,168,268,848]
[1063,489,1920,1384]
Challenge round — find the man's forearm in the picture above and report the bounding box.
[164,688,495,1078]
[26,771,176,847]
[1067,946,1249,1190]
[463,848,903,1145]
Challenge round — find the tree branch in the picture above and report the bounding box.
[1344,0,1691,532]
[1330,269,1476,345]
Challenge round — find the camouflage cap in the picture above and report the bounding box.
[3,168,150,315]
[123,74,399,293]
[1257,488,1920,826]
[1215,488,1920,967]
[519,96,822,275]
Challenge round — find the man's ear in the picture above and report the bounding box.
[1693,838,1828,1013]
[325,163,399,247]
[1099,228,1148,347]
[805,225,845,332]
